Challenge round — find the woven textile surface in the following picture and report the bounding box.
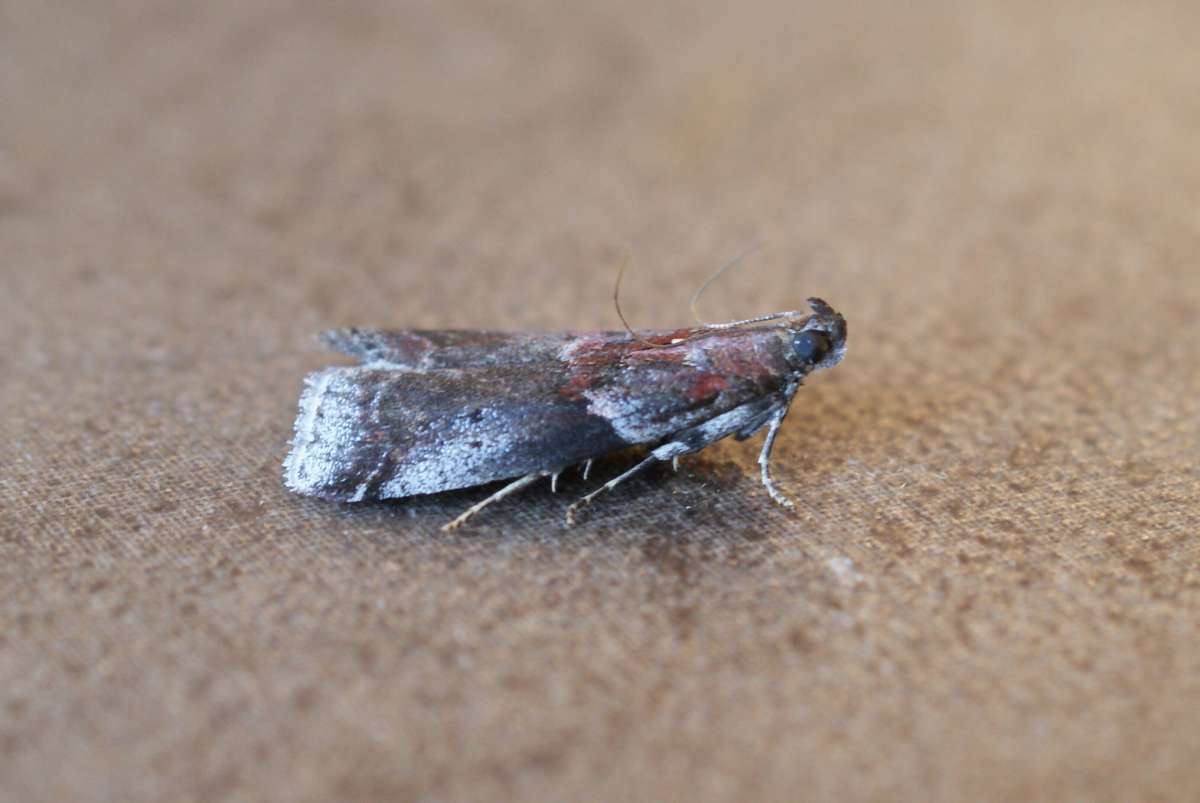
[3,1,1199,800]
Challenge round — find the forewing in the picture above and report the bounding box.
[285,363,631,500]
[321,327,698,369]
[284,333,782,501]
[557,326,793,444]
[321,328,585,369]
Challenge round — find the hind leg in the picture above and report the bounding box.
[442,470,551,532]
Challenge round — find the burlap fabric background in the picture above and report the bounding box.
[3,1,1199,801]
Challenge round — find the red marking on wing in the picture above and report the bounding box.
[566,329,693,365]
[699,333,789,386]
[687,372,729,402]
[559,371,593,401]
[558,327,789,403]
[642,327,694,346]
[558,329,697,400]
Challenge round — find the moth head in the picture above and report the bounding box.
[787,298,847,372]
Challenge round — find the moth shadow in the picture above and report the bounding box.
[359,377,941,555]
[372,446,797,553]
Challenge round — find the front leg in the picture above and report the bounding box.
[757,405,794,508]
[565,395,783,524]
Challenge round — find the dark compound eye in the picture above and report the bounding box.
[791,330,831,365]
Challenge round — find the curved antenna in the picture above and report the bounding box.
[689,241,766,326]
[700,309,809,330]
[613,246,672,348]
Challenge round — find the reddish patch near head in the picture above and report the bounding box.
[569,329,694,365]
[559,330,698,400]
[643,328,693,346]
[688,372,729,402]
[559,371,593,401]
[557,327,788,403]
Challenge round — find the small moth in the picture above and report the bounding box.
[283,298,847,530]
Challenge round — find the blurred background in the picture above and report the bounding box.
[3,1,1199,801]
[9,1,1197,331]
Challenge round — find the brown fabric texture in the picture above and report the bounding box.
[3,1,1199,801]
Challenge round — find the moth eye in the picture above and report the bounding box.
[791,331,830,365]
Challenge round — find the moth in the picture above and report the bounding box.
[283,298,847,530]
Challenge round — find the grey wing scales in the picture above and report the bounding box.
[286,329,787,503]
[321,328,582,369]
[320,327,685,370]
[283,364,631,501]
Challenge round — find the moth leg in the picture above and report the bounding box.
[442,471,547,532]
[672,456,680,473]
[581,459,593,480]
[565,443,688,525]
[550,471,560,493]
[758,406,794,508]
[733,404,781,441]
[566,396,783,524]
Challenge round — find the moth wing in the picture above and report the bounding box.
[284,364,623,501]
[321,328,677,370]
[284,353,774,501]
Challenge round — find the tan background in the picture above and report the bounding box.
[3,1,1200,801]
